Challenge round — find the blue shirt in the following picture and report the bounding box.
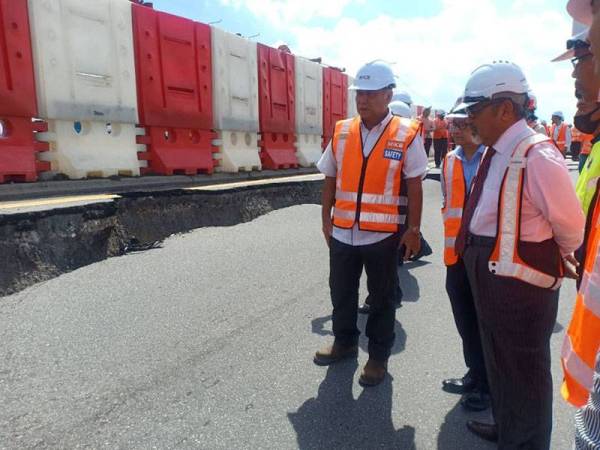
[454,145,485,190]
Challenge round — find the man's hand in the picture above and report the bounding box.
[322,215,333,247]
[400,228,421,261]
[562,253,580,279]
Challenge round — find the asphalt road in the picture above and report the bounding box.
[0,165,581,449]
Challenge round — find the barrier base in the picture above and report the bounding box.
[213,130,262,173]
[0,117,49,184]
[259,132,298,170]
[137,127,218,176]
[295,134,322,167]
[37,120,144,179]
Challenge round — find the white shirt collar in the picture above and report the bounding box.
[360,109,393,133]
[492,119,532,155]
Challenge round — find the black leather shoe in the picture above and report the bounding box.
[358,303,371,314]
[461,390,491,412]
[442,372,477,394]
[466,420,498,443]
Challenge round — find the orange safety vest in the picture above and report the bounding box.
[433,118,448,140]
[488,133,563,289]
[573,127,594,155]
[332,116,421,233]
[442,151,466,266]
[562,185,600,407]
[551,122,569,152]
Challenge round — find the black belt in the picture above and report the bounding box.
[466,234,496,248]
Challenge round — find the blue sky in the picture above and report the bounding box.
[152,0,579,122]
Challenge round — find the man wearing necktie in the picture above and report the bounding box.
[454,61,585,449]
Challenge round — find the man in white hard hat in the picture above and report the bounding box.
[389,100,412,118]
[391,90,413,108]
[454,61,584,447]
[314,60,428,387]
[550,110,572,155]
[440,99,490,413]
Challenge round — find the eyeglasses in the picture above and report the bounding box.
[466,98,506,118]
[571,53,593,69]
[449,121,469,131]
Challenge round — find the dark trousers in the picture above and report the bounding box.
[433,138,448,167]
[463,238,558,450]
[424,137,433,158]
[329,234,400,361]
[446,259,488,390]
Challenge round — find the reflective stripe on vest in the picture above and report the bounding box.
[331,116,420,232]
[562,194,600,407]
[442,151,466,266]
[489,133,562,290]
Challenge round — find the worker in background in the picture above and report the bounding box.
[391,90,414,112]
[572,125,594,166]
[440,99,489,412]
[528,113,548,135]
[551,111,572,156]
[455,61,584,447]
[541,119,551,135]
[525,93,548,135]
[433,111,449,168]
[564,2,600,447]
[421,107,435,157]
[358,99,433,315]
[315,61,428,387]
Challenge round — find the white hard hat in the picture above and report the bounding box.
[552,27,589,62]
[349,60,396,91]
[552,111,565,120]
[455,61,529,111]
[392,90,412,106]
[567,0,592,26]
[389,101,412,118]
[446,97,468,120]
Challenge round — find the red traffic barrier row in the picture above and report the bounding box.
[0,0,351,183]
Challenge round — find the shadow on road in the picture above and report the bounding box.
[398,260,429,303]
[436,400,496,450]
[288,360,416,449]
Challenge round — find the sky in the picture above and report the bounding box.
[153,0,578,123]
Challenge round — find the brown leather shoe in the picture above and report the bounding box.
[313,343,358,366]
[358,359,388,387]
[466,420,498,443]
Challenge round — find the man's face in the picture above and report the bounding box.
[466,100,506,146]
[551,115,561,125]
[573,48,600,116]
[449,118,476,146]
[356,88,392,123]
